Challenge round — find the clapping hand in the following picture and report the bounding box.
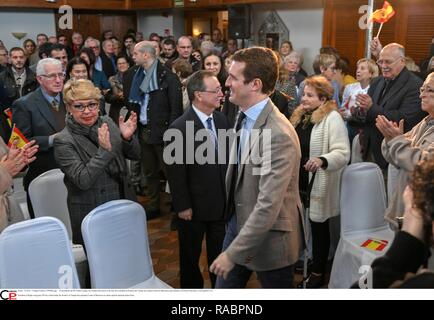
[0,142,26,177]
[375,115,404,142]
[98,123,112,151]
[119,111,137,141]
[22,140,38,165]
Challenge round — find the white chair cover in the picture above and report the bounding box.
[28,169,87,286]
[29,169,72,238]
[81,200,171,289]
[0,217,80,288]
[329,162,395,288]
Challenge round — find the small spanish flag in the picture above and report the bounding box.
[370,1,395,24]
[361,238,389,251]
[8,124,29,148]
[4,108,12,127]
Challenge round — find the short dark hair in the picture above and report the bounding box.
[9,47,25,56]
[50,43,67,55]
[162,38,176,48]
[36,33,48,41]
[187,70,215,102]
[231,47,278,95]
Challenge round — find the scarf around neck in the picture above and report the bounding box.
[128,59,159,105]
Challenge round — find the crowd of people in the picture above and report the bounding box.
[0,28,433,289]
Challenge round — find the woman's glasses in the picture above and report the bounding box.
[72,102,99,112]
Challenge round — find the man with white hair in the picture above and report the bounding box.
[85,38,103,72]
[12,58,66,218]
[356,43,426,169]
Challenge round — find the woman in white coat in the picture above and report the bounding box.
[290,75,350,288]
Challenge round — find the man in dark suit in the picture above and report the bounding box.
[123,41,182,218]
[165,70,229,288]
[210,47,302,288]
[100,39,117,79]
[12,58,66,218]
[356,43,426,169]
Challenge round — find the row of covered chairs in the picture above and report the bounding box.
[0,196,170,288]
[3,162,395,289]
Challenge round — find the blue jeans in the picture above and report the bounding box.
[216,215,295,288]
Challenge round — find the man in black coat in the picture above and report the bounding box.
[165,70,229,288]
[12,58,66,218]
[0,47,38,108]
[356,43,426,169]
[123,41,183,218]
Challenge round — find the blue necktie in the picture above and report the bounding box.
[206,117,217,147]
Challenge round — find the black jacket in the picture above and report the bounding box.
[0,65,38,108]
[100,52,116,79]
[166,106,229,221]
[123,61,183,144]
[362,68,426,169]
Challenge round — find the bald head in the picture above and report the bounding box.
[378,43,406,80]
[177,36,193,59]
[381,43,405,58]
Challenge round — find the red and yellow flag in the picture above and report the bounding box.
[8,124,29,148]
[361,238,389,251]
[370,1,395,24]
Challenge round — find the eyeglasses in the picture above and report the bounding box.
[200,87,223,94]
[420,86,434,96]
[40,73,66,80]
[71,102,99,112]
[377,57,402,66]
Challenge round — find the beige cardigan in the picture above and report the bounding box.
[291,102,350,222]
[382,116,434,226]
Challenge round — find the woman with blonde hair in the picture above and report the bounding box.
[290,75,350,288]
[54,79,140,245]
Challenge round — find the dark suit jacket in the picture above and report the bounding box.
[12,88,65,189]
[100,52,116,79]
[166,106,229,221]
[363,68,426,168]
[123,61,183,144]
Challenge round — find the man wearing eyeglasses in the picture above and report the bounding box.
[356,43,426,169]
[12,58,66,218]
[165,70,229,288]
